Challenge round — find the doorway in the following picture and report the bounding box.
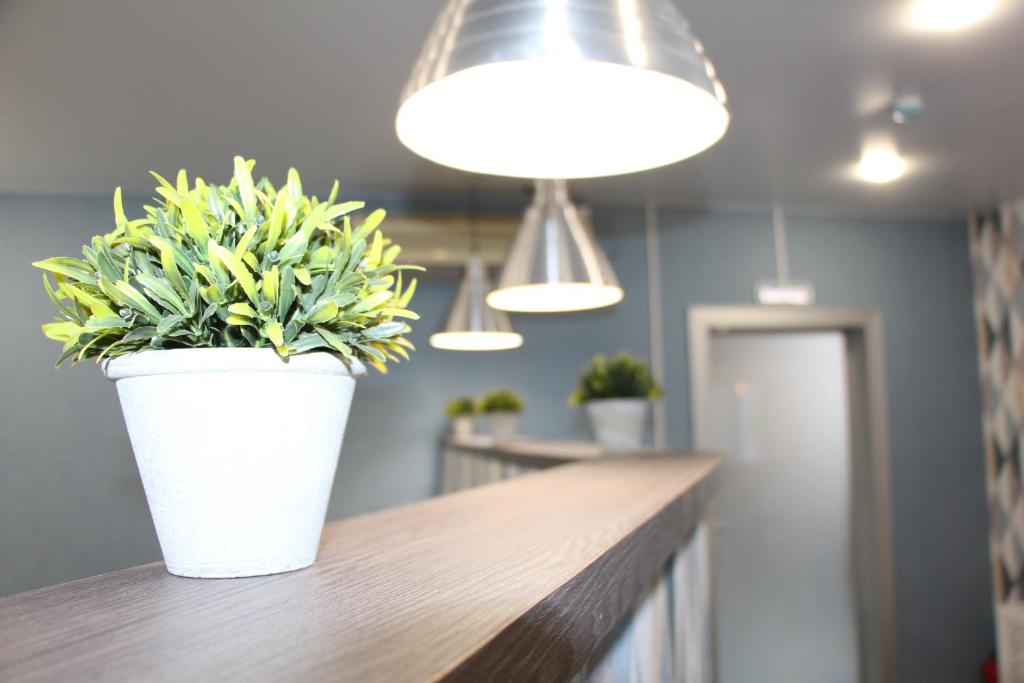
[688,307,896,683]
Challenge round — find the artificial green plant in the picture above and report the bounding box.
[34,157,421,372]
[569,353,662,405]
[477,389,525,414]
[445,396,477,419]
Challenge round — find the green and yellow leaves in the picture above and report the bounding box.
[314,326,353,357]
[228,302,258,318]
[179,196,210,243]
[111,280,163,321]
[286,167,303,204]
[479,389,525,413]
[276,228,309,265]
[152,237,188,297]
[34,158,422,369]
[265,321,285,351]
[233,156,258,217]
[113,187,128,230]
[42,320,83,343]
[355,209,386,242]
[569,353,663,406]
[209,240,258,305]
[61,280,118,319]
[262,266,280,303]
[32,257,97,285]
[136,274,189,316]
[349,290,393,314]
[265,189,288,251]
[306,300,338,324]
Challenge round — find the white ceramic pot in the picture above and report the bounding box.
[585,399,649,453]
[451,414,474,438]
[103,348,365,579]
[486,411,521,441]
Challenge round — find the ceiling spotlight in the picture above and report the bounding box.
[396,0,730,179]
[857,139,908,184]
[909,0,998,32]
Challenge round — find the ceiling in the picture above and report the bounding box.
[0,0,1021,217]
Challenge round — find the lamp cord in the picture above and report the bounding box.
[772,204,790,284]
[469,183,481,256]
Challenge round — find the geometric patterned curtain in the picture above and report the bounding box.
[970,202,1024,603]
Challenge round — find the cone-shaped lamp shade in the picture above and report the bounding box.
[396,0,729,179]
[487,180,623,313]
[431,255,524,351]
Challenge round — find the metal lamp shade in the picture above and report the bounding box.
[487,180,623,313]
[430,255,524,351]
[396,0,730,179]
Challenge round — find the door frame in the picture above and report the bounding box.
[687,305,896,683]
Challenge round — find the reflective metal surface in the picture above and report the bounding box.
[488,179,623,312]
[431,254,524,350]
[401,0,725,106]
[397,0,730,179]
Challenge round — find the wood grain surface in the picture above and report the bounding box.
[0,454,719,683]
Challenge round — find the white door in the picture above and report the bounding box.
[708,332,859,683]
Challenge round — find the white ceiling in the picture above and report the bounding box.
[0,0,1021,217]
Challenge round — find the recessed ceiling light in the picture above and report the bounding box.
[909,0,998,32]
[856,142,908,184]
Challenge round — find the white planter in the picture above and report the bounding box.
[485,411,521,441]
[585,399,649,453]
[451,414,474,438]
[103,348,365,579]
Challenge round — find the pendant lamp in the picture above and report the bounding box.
[487,179,623,313]
[431,254,524,351]
[396,0,730,179]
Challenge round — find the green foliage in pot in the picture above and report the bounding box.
[445,396,477,419]
[477,389,525,414]
[569,353,662,405]
[34,157,422,372]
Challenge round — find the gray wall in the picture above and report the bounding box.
[0,195,991,681]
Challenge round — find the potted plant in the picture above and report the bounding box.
[34,157,421,579]
[570,353,662,453]
[477,389,525,441]
[445,396,477,438]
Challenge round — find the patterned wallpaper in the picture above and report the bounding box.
[970,201,1024,604]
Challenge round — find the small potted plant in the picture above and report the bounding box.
[445,396,477,438]
[34,157,421,579]
[570,353,662,453]
[477,389,525,441]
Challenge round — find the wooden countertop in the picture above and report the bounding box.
[445,435,665,468]
[0,455,719,683]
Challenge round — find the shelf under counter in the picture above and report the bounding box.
[446,434,605,468]
[442,435,702,491]
[0,455,719,682]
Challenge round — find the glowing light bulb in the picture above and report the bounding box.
[429,331,524,352]
[857,143,908,184]
[486,283,624,314]
[397,62,729,179]
[909,0,998,32]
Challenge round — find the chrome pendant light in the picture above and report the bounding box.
[431,186,524,351]
[396,0,730,179]
[487,179,623,313]
[431,255,524,351]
